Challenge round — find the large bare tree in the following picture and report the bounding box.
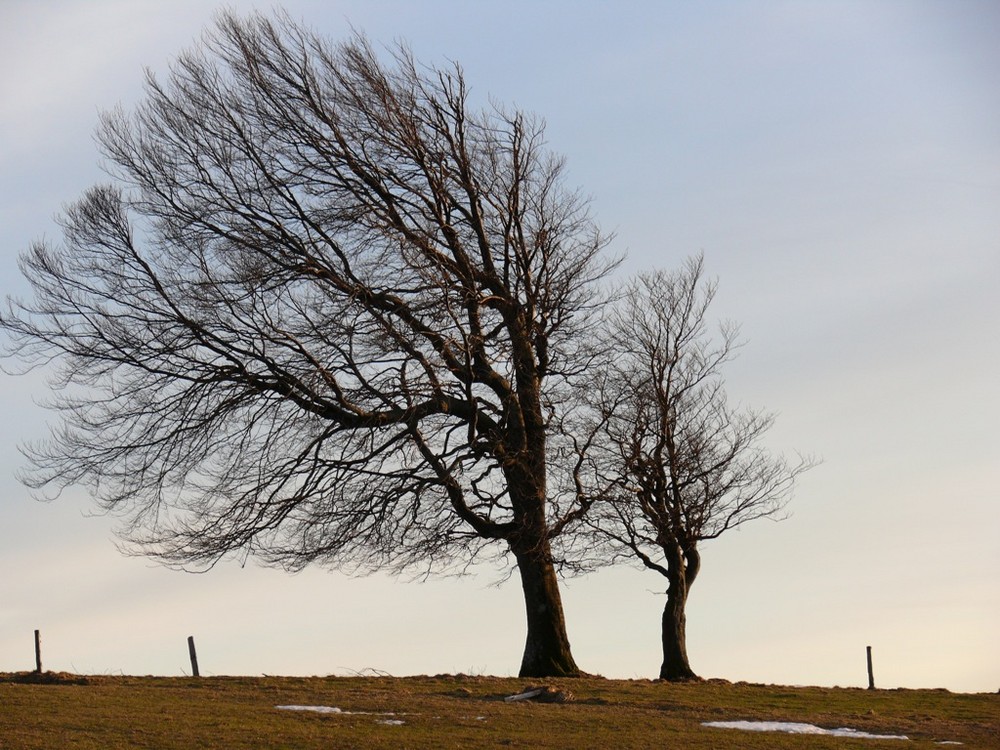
[1,11,616,677]
[584,256,813,680]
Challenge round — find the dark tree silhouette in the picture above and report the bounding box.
[584,256,813,680]
[1,11,617,677]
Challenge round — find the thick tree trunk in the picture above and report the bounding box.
[659,545,700,681]
[659,580,697,680]
[513,542,581,677]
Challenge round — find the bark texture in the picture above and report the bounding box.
[515,544,580,677]
[658,544,700,681]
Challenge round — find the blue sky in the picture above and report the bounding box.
[1,0,997,691]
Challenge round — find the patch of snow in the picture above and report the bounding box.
[376,719,405,726]
[703,721,909,740]
[277,705,349,714]
[276,705,407,720]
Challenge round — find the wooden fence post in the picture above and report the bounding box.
[866,645,875,690]
[187,636,200,678]
[34,629,42,673]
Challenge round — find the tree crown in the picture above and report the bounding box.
[1,11,615,575]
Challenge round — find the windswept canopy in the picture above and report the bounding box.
[579,256,814,679]
[2,11,614,580]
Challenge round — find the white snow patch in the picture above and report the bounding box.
[703,721,909,740]
[376,719,405,726]
[276,705,406,723]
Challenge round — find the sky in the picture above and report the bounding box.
[1,0,997,692]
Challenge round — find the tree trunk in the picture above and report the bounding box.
[659,545,699,681]
[513,542,581,677]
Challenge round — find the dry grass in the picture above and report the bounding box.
[0,672,995,749]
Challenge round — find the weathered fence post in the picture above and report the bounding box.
[34,629,42,673]
[187,635,200,678]
[866,645,875,690]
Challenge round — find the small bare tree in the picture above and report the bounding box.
[584,256,813,680]
[1,11,617,677]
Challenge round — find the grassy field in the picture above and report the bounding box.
[0,672,996,749]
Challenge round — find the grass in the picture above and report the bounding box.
[0,672,996,749]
